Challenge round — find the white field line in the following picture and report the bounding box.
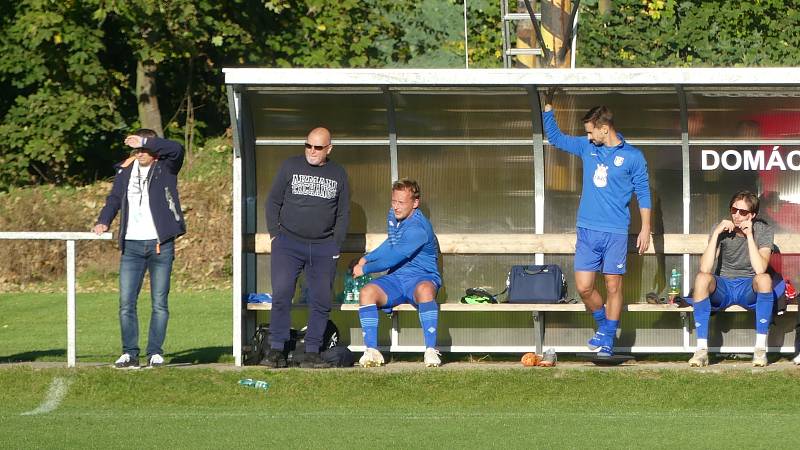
[21,377,72,416]
[43,410,800,420]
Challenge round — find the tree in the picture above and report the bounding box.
[0,0,125,188]
[0,0,506,190]
[576,0,800,67]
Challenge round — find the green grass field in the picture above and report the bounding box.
[2,367,800,448]
[3,291,800,448]
[0,290,232,364]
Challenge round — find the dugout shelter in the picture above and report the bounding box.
[225,68,800,366]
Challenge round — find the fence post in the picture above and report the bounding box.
[66,240,76,368]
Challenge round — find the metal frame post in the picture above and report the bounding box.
[66,240,76,367]
[227,85,244,366]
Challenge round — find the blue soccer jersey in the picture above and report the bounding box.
[543,109,651,234]
[362,208,441,284]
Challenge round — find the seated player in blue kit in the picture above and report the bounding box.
[688,190,784,367]
[352,179,442,367]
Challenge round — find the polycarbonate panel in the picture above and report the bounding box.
[392,89,533,139]
[538,87,681,139]
[255,145,391,234]
[684,88,800,139]
[245,89,388,139]
[689,144,800,233]
[544,254,684,305]
[543,145,683,234]
[398,312,537,347]
[397,145,534,233]
[257,252,367,303]
[436,254,540,303]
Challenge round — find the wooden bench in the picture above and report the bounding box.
[247,301,799,354]
[247,232,800,355]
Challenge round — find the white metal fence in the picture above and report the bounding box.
[0,232,112,367]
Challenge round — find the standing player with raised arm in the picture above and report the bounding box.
[542,94,651,357]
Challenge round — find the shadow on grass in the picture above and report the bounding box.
[168,346,232,364]
[0,349,66,363]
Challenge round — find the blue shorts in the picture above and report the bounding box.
[574,227,628,275]
[709,275,785,310]
[368,273,440,312]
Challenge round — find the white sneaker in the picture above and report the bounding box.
[752,348,768,367]
[424,348,441,367]
[793,353,800,365]
[113,353,139,369]
[148,354,164,368]
[688,349,709,367]
[358,348,385,367]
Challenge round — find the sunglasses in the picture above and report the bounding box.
[730,206,752,216]
[304,143,330,151]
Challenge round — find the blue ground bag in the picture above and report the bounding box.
[506,264,567,304]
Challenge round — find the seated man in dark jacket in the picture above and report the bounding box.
[93,129,186,369]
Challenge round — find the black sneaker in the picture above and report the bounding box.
[299,352,332,369]
[260,349,287,368]
[113,353,140,369]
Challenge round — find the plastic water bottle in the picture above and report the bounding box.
[668,267,681,297]
[343,275,356,303]
[238,378,269,391]
[352,274,372,303]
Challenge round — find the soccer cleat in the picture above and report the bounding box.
[358,348,385,367]
[147,354,164,368]
[424,348,442,367]
[597,345,614,358]
[299,352,332,369]
[114,353,139,369]
[587,331,606,351]
[260,349,288,368]
[793,353,800,365]
[752,348,768,367]
[688,348,709,367]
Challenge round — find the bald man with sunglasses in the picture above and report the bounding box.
[264,127,350,369]
[688,190,784,367]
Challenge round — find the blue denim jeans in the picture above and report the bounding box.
[119,239,174,358]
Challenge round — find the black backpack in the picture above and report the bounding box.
[245,320,341,366]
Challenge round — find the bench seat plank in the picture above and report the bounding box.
[247,302,798,313]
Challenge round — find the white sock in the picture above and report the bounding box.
[755,333,767,350]
[697,338,708,350]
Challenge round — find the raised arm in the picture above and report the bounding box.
[126,135,185,174]
[542,105,587,156]
[699,221,730,274]
[741,219,772,274]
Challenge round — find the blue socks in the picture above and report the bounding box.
[755,292,774,335]
[592,306,606,330]
[417,301,439,348]
[358,304,379,349]
[602,319,619,346]
[693,298,711,340]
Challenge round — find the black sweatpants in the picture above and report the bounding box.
[269,234,338,353]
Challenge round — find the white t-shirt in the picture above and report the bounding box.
[125,160,159,240]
